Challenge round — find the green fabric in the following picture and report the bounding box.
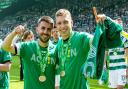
[99,67,108,84]
[0,87,8,89]
[83,16,123,79]
[18,40,57,89]
[104,17,123,48]
[55,31,91,89]
[83,23,104,78]
[0,42,11,89]
[50,40,60,75]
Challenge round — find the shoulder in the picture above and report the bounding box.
[78,31,93,39]
[20,40,37,46]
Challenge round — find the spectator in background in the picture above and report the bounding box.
[51,26,60,45]
[106,18,128,89]
[20,30,34,81]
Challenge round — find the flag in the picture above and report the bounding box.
[83,17,123,79]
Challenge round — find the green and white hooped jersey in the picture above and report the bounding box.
[108,36,128,70]
[16,40,57,89]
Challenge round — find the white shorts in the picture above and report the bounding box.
[109,69,126,88]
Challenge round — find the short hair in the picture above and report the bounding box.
[37,16,54,28]
[55,9,72,20]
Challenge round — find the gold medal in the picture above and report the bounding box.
[60,71,65,77]
[39,75,46,82]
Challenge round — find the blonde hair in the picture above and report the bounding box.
[55,9,72,20]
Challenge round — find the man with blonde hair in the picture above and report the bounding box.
[54,9,124,89]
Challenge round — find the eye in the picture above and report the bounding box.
[47,28,52,32]
[57,22,61,25]
[63,20,68,24]
[41,26,45,30]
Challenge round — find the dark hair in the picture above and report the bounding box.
[21,30,33,41]
[37,16,54,28]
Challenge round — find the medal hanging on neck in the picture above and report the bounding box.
[60,32,74,77]
[36,42,49,82]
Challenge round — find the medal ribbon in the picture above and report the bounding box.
[60,32,74,73]
[36,41,50,75]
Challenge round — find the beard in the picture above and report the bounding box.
[38,33,50,43]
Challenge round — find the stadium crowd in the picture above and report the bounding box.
[0,0,128,89]
[0,1,127,39]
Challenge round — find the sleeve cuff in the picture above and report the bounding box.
[55,75,60,87]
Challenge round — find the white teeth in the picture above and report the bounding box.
[43,35,48,38]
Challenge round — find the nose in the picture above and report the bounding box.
[60,23,65,29]
[43,29,48,34]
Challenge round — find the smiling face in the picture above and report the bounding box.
[36,21,52,43]
[36,16,54,43]
[56,9,73,40]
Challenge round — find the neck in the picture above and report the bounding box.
[53,38,58,42]
[62,30,72,40]
[38,39,48,48]
[62,35,69,40]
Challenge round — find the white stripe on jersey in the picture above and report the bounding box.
[109,62,127,67]
[109,55,125,60]
[109,48,124,52]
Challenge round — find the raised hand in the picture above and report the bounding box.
[13,25,25,35]
[96,14,106,23]
[93,7,106,24]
